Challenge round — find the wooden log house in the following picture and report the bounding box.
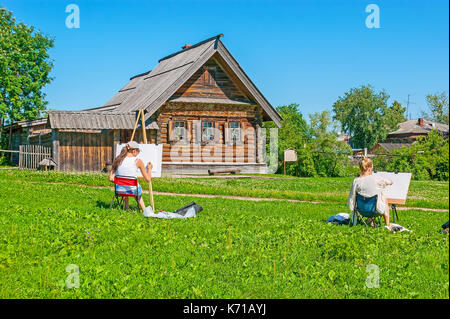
[7,34,282,174]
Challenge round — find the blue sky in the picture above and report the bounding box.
[1,0,448,120]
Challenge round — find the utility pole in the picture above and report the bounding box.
[405,94,416,120]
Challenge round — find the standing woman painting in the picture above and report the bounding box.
[109,141,152,211]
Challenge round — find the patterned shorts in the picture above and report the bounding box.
[116,184,142,197]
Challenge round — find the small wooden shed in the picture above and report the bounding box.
[9,34,282,174]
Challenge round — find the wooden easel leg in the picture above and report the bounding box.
[140,110,147,144]
[130,111,141,142]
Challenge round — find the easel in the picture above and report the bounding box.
[130,109,155,212]
[374,171,412,225]
[387,199,401,224]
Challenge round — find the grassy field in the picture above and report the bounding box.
[0,169,448,298]
[1,169,448,209]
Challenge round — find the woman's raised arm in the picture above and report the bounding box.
[135,159,152,183]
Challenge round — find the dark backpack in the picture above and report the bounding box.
[173,202,203,216]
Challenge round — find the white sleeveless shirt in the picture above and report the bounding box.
[116,156,139,177]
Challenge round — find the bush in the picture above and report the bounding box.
[0,155,11,166]
[373,131,449,181]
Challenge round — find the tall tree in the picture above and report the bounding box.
[332,85,390,149]
[384,100,407,132]
[421,92,449,125]
[0,8,54,148]
[309,110,352,177]
[264,104,316,176]
[309,110,333,138]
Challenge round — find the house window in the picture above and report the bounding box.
[202,121,214,142]
[229,121,240,144]
[173,121,186,142]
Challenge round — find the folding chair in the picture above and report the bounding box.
[351,193,382,227]
[110,175,142,211]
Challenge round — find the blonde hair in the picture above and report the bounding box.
[359,156,373,174]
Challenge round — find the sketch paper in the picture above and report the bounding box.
[373,171,412,201]
[116,144,163,178]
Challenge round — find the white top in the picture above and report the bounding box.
[115,156,139,178]
[347,174,391,216]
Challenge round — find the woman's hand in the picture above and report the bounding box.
[136,159,151,183]
[147,161,153,171]
[109,171,115,183]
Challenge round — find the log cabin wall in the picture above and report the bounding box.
[171,58,252,103]
[158,102,261,163]
[118,129,158,144]
[58,130,113,171]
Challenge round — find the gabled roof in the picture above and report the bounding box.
[388,119,449,136]
[104,34,282,127]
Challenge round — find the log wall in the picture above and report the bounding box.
[158,102,261,163]
[58,131,113,171]
[171,58,251,102]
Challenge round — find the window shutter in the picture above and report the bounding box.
[187,121,192,143]
[240,121,245,144]
[214,121,220,144]
[168,120,173,142]
[194,120,201,144]
[224,121,230,145]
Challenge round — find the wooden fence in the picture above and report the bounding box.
[18,145,52,170]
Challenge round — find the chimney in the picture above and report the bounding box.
[418,118,424,127]
[181,44,192,50]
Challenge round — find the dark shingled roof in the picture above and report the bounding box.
[47,111,159,130]
[388,119,449,136]
[372,143,413,153]
[103,34,282,127]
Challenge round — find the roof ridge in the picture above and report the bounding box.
[158,34,223,63]
[129,70,152,80]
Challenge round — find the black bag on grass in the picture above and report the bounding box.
[173,202,203,216]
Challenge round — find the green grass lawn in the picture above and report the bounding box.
[1,169,448,209]
[0,169,448,298]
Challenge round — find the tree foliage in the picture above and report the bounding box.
[0,8,54,147]
[384,100,407,132]
[421,91,449,125]
[265,105,354,177]
[332,85,404,149]
[373,130,449,181]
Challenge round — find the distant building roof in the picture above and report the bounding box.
[370,142,412,153]
[337,134,351,141]
[388,118,449,136]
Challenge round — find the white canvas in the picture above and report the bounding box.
[115,144,163,178]
[373,171,412,201]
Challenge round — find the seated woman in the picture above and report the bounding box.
[347,157,393,227]
[109,141,152,211]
